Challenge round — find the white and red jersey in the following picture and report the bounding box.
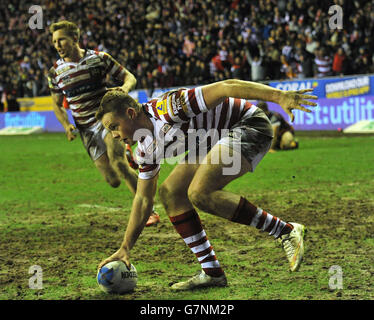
[47,49,126,129]
[136,86,258,179]
[315,55,332,77]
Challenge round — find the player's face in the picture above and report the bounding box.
[52,30,76,59]
[102,111,138,146]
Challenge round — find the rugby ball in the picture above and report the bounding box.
[97,261,138,294]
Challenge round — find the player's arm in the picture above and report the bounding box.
[102,52,137,94]
[98,172,159,269]
[121,68,137,94]
[245,49,253,64]
[51,92,77,141]
[122,173,158,252]
[201,79,318,122]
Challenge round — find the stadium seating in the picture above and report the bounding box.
[0,0,373,104]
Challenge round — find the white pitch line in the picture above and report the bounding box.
[77,203,163,212]
[77,204,124,212]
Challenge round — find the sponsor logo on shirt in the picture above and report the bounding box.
[156,99,168,115]
[172,91,188,115]
[60,75,74,86]
[56,65,71,76]
[86,56,101,65]
[64,82,102,97]
[161,123,172,134]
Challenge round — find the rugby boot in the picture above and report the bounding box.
[171,270,227,291]
[278,222,306,272]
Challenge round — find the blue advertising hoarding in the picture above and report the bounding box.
[267,96,374,130]
[0,111,74,132]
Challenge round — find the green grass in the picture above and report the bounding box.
[0,132,373,300]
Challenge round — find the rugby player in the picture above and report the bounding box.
[47,20,159,226]
[257,101,299,152]
[97,79,317,290]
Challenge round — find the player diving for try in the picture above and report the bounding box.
[257,101,299,152]
[97,79,317,290]
[47,20,159,226]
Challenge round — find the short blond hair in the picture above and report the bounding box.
[50,20,80,41]
[96,90,140,121]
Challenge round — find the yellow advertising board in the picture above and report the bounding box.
[18,96,54,112]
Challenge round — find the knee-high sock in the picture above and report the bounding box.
[231,197,293,238]
[169,209,224,277]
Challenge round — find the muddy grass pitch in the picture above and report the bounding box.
[0,132,373,300]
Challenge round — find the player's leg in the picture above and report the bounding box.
[188,129,305,272]
[158,161,227,290]
[104,133,138,195]
[158,161,199,216]
[189,144,294,239]
[280,131,298,150]
[188,125,273,221]
[78,125,122,188]
[188,144,251,220]
[94,152,121,188]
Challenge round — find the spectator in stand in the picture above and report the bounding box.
[6,86,20,112]
[172,64,184,87]
[341,36,352,57]
[211,52,224,73]
[262,17,273,40]
[314,48,332,78]
[355,48,372,74]
[327,30,340,50]
[297,52,314,79]
[231,56,244,79]
[305,34,320,55]
[1,0,373,97]
[265,44,281,79]
[219,45,230,70]
[245,45,265,81]
[286,66,296,79]
[288,14,300,33]
[182,34,195,58]
[282,40,294,61]
[280,55,294,79]
[332,48,347,76]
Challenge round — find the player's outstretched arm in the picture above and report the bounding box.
[98,172,159,270]
[201,79,318,122]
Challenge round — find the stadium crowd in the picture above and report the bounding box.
[1,0,374,107]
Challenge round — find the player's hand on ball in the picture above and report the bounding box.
[278,88,318,122]
[65,124,77,141]
[98,247,130,272]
